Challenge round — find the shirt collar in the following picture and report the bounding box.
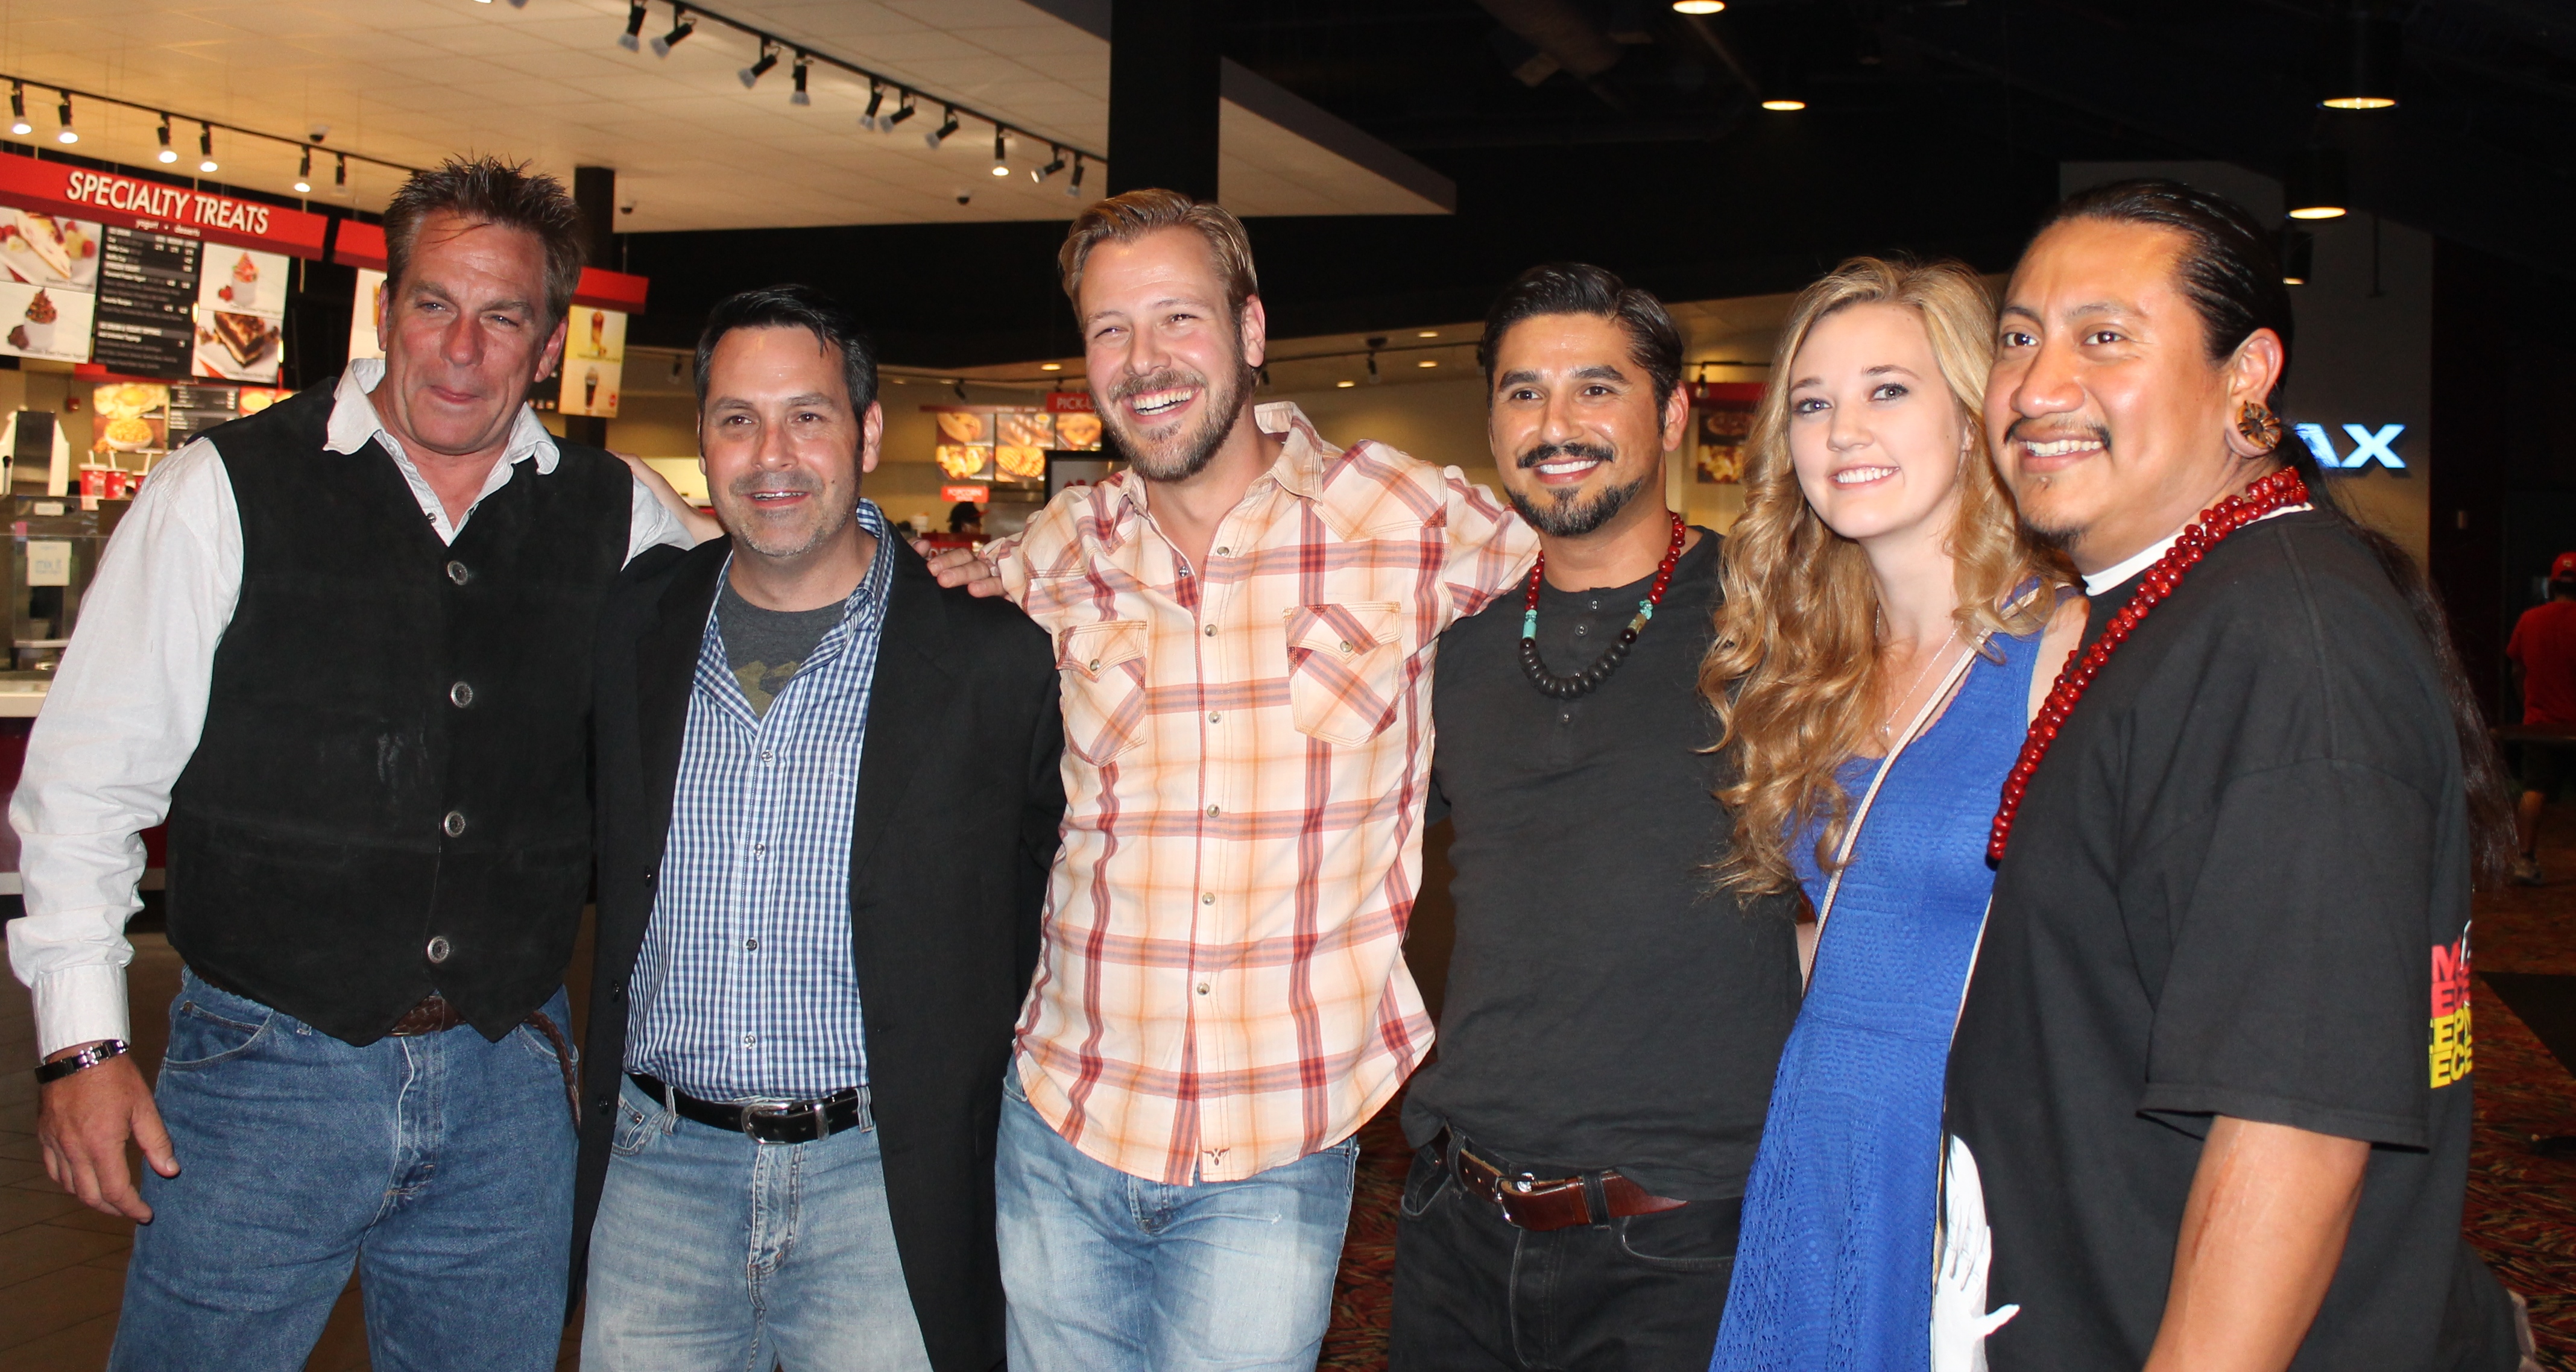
[2079,502,2316,597]
[326,357,563,474]
[713,499,896,630]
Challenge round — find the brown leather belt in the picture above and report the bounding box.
[1438,1128,1693,1232]
[387,993,580,1126]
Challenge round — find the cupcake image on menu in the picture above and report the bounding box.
[219,252,261,311]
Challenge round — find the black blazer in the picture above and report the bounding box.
[573,535,1064,1372]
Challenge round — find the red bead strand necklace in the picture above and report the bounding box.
[1517,511,1688,700]
[1987,466,2310,861]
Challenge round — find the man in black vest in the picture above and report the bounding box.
[576,286,1063,1372]
[11,157,699,1370]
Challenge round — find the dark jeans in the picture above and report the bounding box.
[1389,1140,1738,1372]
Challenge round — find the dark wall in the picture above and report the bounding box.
[2429,241,2576,721]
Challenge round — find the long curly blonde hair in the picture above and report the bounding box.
[1701,257,2069,894]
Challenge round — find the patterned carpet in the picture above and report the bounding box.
[1318,820,2576,1371]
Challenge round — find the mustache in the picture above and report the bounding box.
[1108,367,1209,405]
[728,471,823,499]
[2001,417,2111,451]
[1516,441,1617,470]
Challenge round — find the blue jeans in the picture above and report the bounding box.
[995,1066,1360,1372]
[581,1075,931,1371]
[110,970,577,1372]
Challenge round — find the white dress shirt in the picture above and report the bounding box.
[7,359,697,1056]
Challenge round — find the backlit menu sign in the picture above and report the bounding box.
[91,227,201,377]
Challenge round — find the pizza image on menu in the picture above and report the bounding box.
[935,411,989,444]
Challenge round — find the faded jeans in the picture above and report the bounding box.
[580,1074,931,1372]
[110,970,576,1372]
[995,1064,1360,1372]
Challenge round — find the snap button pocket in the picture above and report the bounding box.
[1202,892,1216,905]
[449,681,474,708]
[441,810,467,838]
[426,936,452,964]
[446,560,471,586]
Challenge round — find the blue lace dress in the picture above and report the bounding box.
[1707,625,2044,1372]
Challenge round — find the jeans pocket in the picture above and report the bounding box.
[609,1095,660,1158]
[1615,1204,1738,1272]
[160,991,274,1070]
[1398,1145,1451,1219]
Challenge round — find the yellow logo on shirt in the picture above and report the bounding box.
[2429,931,2472,1088]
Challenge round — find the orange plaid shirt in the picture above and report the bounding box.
[993,402,1537,1183]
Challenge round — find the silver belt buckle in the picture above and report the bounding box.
[742,1099,826,1144]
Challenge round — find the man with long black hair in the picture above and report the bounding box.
[1942,179,2527,1372]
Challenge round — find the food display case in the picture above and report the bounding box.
[924,397,1106,540]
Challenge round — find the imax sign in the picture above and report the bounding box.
[2295,423,2408,470]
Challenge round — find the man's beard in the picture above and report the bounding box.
[725,470,854,560]
[1103,362,1250,483]
[1506,441,1652,538]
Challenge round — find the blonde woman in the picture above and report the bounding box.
[1700,258,2082,1372]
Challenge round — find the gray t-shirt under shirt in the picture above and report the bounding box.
[717,577,844,716]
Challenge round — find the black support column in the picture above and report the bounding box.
[564,166,617,448]
[1106,0,1222,201]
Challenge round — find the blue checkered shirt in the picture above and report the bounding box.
[625,502,895,1101]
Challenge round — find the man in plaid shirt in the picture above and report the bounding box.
[928,189,1536,1370]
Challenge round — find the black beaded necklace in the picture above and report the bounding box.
[1517,512,1688,700]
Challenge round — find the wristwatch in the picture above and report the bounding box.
[34,1039,130,1084]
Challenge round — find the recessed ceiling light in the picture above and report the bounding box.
[1416,330,1438,338]
[1336,380,1356,388]
[1040,362,1062,371]
[1761,98,1807,111]
[1417,359,1438,368]
[1672,0,1725,11]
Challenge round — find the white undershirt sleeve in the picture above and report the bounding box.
[7,439,242,1057]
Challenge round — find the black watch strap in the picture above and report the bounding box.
[35,1039,130,1084]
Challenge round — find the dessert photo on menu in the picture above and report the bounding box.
[192,245,289,383]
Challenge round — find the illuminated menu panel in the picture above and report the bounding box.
[91,226,201,379]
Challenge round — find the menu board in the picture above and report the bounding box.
[92,226,203,378]
[1690,382,1764,485]
[926,404,1103,488]
[559,305,625,418]
[194,247,289,383]
[0,209,102,363]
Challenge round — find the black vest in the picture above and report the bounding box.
[165,382,633,1045]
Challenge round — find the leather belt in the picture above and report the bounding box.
[630,1071,867,1145]
[1437,1128,1698,1232]
[387,994,581,1128]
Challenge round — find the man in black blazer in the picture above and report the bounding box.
[574,285,1063,1372]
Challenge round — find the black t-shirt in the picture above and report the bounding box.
[1946,510,2515,1371]
[1404,530,1803,1198]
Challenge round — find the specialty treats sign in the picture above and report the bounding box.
[0,157,329,379]
[559,305,625,418]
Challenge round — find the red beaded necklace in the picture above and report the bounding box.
[1518,511,1688,700]
[1987,466,2310,861]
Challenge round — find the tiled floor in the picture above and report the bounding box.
[0,937,577,1371]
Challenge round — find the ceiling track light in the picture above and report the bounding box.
[7,81,26,137]
[739,40,778,88]
[2323,2,2401,109]
[789,52,810,105]
[156,114,177,162]
[926,104,959,148]
[292,145,312,193]
[199,121,218,174]
[2285,145,2349,219]
[618,0,648,51]
[1032,146,1067,183]
[882,93,917,131]
[335,152,347,187]
[649,5,694,57]
[990,126,1011,176]
[860,80,885,129]
[1066,154,1085,197]
[55,91,75,144]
